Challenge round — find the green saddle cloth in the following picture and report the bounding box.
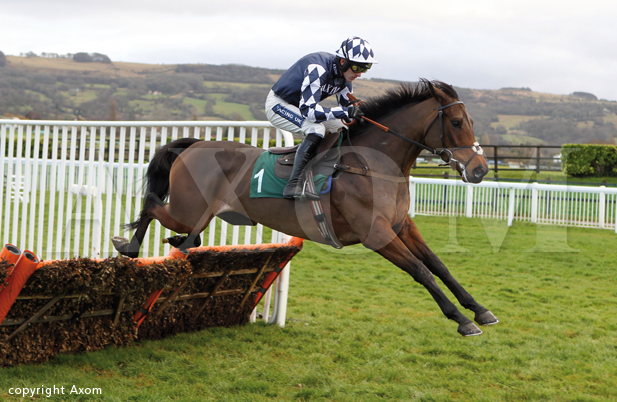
[250,151,330,199]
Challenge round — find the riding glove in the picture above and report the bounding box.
[347,105,364,121]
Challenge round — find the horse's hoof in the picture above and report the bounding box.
[111,236,129,249]
[475,310,499,326]
[111,236,139,258]
[457,322,483,337]
[164,235,188,248]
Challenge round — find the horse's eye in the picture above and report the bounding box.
[452,120,462,128]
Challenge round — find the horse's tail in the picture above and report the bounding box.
[126,137,203,230]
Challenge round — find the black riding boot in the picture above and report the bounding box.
[283,133,322,199]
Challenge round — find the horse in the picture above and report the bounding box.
[112,79,499,336]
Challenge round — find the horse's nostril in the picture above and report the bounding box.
[473,165,487,178]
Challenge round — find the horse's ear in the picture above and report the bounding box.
[425,79,436,97]
[430,83,450,105]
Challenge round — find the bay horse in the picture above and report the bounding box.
[113,79,499,336]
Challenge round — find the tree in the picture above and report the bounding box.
[25,110,43,120]
[203,100,215,117]
[0,51,6,67]
[109,98,117,121]
[92,53,112,63]
[73,52,93,63]
[73,52,111,63]
[571,92,598,101]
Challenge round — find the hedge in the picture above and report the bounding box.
[1,243,302,366]
[561,144,617,177]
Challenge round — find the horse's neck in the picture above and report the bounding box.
[352,102,431,176]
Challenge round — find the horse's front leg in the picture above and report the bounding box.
[365,218,483,336]
[396,216,499,326]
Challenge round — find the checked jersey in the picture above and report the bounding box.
[272,52,353,123]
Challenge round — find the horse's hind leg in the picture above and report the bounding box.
[112,193,162,257]
[146,194,211,251]
[397,216,498,326]
[112,193,204,257]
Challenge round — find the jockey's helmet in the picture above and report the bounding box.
[335,36,377,73]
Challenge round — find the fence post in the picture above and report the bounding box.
[272,233,291,328]
[507,187,516,227]
[408,180,416,218]
[531,183,538,223]
[465,184,473,218]
[599,186,606,229]
[615,196,617,234]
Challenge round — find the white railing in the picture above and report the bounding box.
[409,178,617,233]
[1,119,296,327]
[0,119,294,260]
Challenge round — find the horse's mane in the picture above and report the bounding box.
[352,79,459,134]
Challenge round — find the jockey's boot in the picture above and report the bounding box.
[283,133,322,199]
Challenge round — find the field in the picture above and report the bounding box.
[1,216,616,401]
[5,56,175,78]
[3,56,617,147]
[490,115,546,130]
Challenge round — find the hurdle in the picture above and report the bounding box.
[0,236,303,366]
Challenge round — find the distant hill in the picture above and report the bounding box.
[1,55,616,146]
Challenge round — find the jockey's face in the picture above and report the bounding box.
[340,58,363,82]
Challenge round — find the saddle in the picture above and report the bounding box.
[265,132,344,249]
[249,132,342,201]
[268,131,342,182]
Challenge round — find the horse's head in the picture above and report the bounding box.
[424,81,489,183]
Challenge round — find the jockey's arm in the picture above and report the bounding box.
[299,64,352,123]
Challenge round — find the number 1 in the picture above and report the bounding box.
[254,169,264,193]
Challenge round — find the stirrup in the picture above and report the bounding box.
[283,179,320,201]
[301,181,320,201]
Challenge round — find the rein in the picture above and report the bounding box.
[341,94,484,178]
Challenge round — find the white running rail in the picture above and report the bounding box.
[409,178,617,233]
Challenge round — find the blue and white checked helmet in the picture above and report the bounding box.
[335,37,378,64]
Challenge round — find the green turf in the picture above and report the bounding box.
[1,216,616,401]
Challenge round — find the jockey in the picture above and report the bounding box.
[265,36,377,199]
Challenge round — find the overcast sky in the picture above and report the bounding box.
[2,0,616,101]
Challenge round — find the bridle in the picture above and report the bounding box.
[346,96,484,173]
[423,101,484,170]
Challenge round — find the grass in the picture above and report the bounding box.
[604,114,617,126]
[24,89,51,102]
[499,134,545,145]
[491,115,546,130]
[1,216,616,401]
[211,100,254,120]
[202,82,271,90]
[6,56,173,77]
[183,97,208,111]
[71,90,99,103]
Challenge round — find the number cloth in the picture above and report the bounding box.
[250,151,330,199]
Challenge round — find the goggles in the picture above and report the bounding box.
[350,63,372,73]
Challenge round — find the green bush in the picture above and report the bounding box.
[562,143,617,177]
